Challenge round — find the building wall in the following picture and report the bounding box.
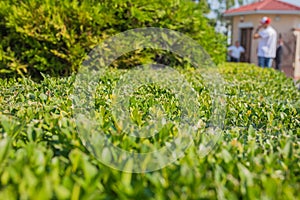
[231,14,300,77]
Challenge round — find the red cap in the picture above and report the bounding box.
[260,16,271,24]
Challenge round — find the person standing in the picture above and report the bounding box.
[275,35,283,71]
[253,16,277,68]
[227,40,245,62]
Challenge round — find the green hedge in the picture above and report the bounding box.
[0,0,226,76]
[0,63,299,199]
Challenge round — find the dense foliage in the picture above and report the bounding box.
[0,63,299,199]
[0,0,226,76]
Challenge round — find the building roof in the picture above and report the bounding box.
[223,0,300,17]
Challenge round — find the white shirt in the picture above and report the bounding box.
[228,45,245,59]
[258,26,277,58]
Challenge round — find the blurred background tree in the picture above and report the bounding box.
[0,0,226,77]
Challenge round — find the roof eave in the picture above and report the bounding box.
[223,10,300,17]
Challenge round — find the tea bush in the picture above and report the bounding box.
[0,63,299,199]
[0,0,226,76]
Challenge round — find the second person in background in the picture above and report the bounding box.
[228,40,245,62]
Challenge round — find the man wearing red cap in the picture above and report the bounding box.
[253,16,277,68]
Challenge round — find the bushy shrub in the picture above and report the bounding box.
[0,0,226,76]
[0,63,299,199]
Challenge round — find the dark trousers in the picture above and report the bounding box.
[230,56,239,62]
[275,60,281,70]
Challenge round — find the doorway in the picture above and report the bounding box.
[240,27,253,63]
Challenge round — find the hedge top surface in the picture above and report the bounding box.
[0,63,299,199]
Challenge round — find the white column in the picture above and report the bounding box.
[294,30,300,80]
